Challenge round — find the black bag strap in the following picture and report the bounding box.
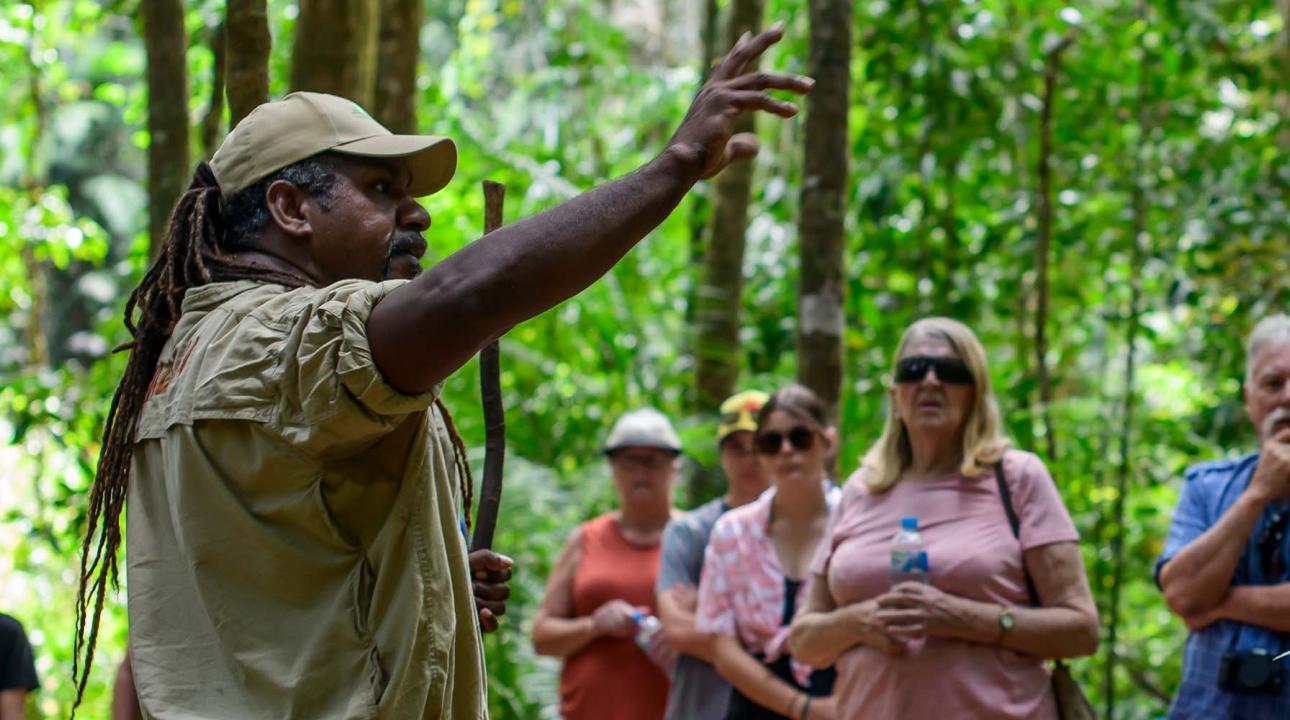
[994,458,1041,607]
[995,457,1073,671]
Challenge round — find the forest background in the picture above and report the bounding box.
[0,0,1286,717]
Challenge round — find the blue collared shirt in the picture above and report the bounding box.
[1157,452,1290,719]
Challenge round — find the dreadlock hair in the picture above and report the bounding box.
[73,154,475,710]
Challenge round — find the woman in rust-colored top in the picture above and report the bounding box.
[532,409,681,719]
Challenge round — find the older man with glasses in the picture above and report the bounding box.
[1158,315,1290,719]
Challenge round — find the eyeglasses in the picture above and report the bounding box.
[608,451,676,471]
[1259,509,1288,580]
[755,426,818,455]
[894,355,975,385]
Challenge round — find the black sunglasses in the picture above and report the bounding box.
[1260,509,1288,580]
[895,355,975,385]
[755,426,818,455]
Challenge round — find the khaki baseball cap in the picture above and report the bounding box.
[210,91,456,199]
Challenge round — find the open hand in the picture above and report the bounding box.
[873,582,969,641]
[469,549,513,633]
[665,23,813,180]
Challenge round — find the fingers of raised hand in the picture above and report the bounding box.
[727,90,799,118]
[729,70,814,95]
[478,608,500,633]
[712,24,786,81]
[696,133,759,179]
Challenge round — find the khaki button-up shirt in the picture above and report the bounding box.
[127,279,487,719]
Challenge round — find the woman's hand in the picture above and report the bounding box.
[644,624,678,670]
[789,591,905,666]
[591,599,639,638]
[873,582,980,641]
[848,599,908,654]
[810,694,839,720]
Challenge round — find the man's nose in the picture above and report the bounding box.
[400,197,431,232]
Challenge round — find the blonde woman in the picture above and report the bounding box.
[787,317,1098,719]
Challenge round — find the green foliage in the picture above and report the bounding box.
[0,0,1286,718]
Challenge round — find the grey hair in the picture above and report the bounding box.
[1246,315,1290,383]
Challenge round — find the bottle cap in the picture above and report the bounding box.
[901,516,918,530]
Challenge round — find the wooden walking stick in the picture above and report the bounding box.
[471,180,506,552]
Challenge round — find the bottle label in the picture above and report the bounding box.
[891,550,929,574]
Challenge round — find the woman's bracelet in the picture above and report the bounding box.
[787,692,801,717]
[799,694,813,720]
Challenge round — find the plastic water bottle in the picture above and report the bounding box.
[632,610,661,651]
[890,516,929,586]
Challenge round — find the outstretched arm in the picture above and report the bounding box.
[369,26,812,393]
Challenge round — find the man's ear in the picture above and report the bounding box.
[265,180,312,239]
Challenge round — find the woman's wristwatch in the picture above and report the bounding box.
[997,605,1016,642]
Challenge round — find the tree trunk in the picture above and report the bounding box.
[1032,33,1073,462]
[683,0,726,505]
[226,0,271,126]
[291,0,380,109]
[374,0,424,133]
[141,0,191,260]
[796,0,852,425]
[684,0,723,410]
[199,20,226,158]
[693,0,763,412]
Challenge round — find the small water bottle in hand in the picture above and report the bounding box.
[632,609,662,652]
[890,516,929,586]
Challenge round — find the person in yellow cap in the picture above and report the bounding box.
[72,25,811,720]
[654,390,771,720]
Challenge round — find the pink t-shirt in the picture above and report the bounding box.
[809,449,1078,720]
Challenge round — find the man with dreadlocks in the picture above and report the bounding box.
[74,25,810,720]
